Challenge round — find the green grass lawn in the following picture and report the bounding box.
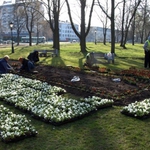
[0,42,149,150]
[0,42,145,70]
[1,103,150,150]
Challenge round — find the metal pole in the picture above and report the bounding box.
[95,31,97,45]
[11,28,14,53]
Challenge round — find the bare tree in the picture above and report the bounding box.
[65,0,95,53]
[41,21,53,41]
[95,0,109,45]
[131,14,136,45]
[22,0,43,46]
[119,0,126,47]
[119,0,141,49]
[96,0,115,61]
[110,0,115,58]
[39,0,65,52]
[14,3,26,45]
[34,12,45,45]
[139,0,149,43]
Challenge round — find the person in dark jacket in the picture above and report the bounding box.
[27,50,39,64]
[143,36,150,68]
[18,57,35,73]
[0,55,14,74]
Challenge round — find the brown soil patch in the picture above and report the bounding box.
[10,60,150,106]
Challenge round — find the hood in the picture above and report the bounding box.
[34,50,38,54]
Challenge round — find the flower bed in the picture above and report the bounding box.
[16,66,150,105]
[121,99,150,119]
[0,105,37,143]
[0,74,114,125]
[115,68,150,82]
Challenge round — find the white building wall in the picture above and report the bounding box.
[0,1,79,42]
[0,4,14,33]
[59,21,79,42]
[86,26,111,42]
[0,0,45,39]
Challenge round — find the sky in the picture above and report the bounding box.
[62,1,103,27]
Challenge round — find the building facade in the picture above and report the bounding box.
[0,0,45,41]
[86,26,111,43]
[0,2,15,39]
[59,21,79,42]
[0,0,80,42]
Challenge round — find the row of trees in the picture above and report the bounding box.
[13,0,49,46]
[9,0,150,55]
[41,0,150,55]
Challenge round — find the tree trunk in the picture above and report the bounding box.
[54,10,60,51]
[111,0,115,63]
[29,31,32,46]
[120,0,125,47]
[80,1,87,53]
[65,0,95,54]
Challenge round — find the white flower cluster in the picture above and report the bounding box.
[0,74,114,124]
[0,105,37,142]
[82,96,114,107]
[121,99,150,117]
[31,97,96,122]
[0,74,66,96]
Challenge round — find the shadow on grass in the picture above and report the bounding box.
[78,52,87,68]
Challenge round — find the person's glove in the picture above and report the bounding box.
[10,67,15,72]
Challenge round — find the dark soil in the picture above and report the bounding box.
[10,60,150,106]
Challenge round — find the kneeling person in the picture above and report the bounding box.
[27,50,39,64]
[18,57,35,73]
[0,55,15,74]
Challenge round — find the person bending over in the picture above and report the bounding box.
[27,50,39,64]
[18,57,35,73]
[0,55,14,74]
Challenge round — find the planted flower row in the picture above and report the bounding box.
[0,74,66,95]
[116,69,150,81]
[121,98,150,119]
[0,74,114,125]
[0,105,37,143]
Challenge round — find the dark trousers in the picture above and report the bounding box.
[144,51,150,68]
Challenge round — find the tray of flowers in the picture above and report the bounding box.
[0,105,38,143]
[121,98,150,119]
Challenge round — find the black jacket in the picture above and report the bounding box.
[27,51,39,63]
